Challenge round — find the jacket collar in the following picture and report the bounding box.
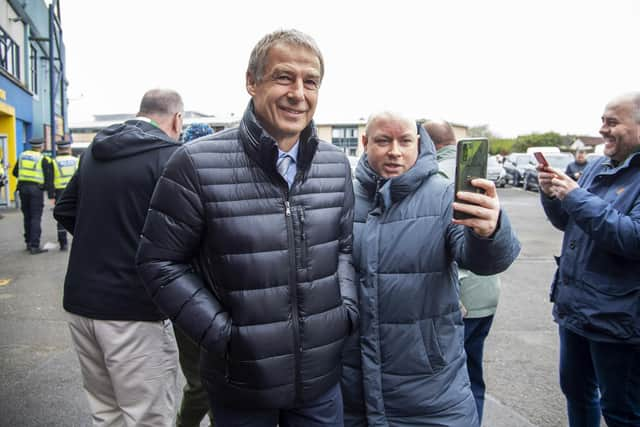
[238,101,319,178]
[356,123,439,211]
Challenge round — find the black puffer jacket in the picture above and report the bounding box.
[136,103,358,408]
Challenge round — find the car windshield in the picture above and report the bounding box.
[515,155,533,166]
[546,154,573,169]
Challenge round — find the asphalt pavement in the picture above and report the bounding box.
[0,187,568,426]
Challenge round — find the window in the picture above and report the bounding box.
[30,45,37,93]
[0,26,20,79]
[331,126,358,153]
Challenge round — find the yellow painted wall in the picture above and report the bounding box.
[0,100,17,201]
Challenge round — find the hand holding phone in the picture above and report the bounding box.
[533,152,549,168]
[454,138,488,220]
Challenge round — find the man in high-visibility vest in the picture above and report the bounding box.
[51,140,78,251]
[12,137,53,254]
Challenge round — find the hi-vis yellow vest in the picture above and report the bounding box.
[53,154,78,189]
[18,150,45,184]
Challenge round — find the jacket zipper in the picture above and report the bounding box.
[241,124,303,400]
[284,199,302,403]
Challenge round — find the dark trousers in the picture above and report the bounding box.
[54,189,67,247]
[559,326,640,427]
[209,383,344,427]
[174,325,213,427]
[464,315,495,425]
[19,183,44,249]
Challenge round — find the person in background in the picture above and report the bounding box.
[181,122,214,144]
[424,119,501,424]
[136,29,357,427]
[341,111,520,426]
[12,137,52,254]
[174,122,215,427]
[54,89,184,426]
[50,139,79,251]
[537,92,640,426]
[564,148,588,181]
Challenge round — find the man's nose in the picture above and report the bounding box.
[599,124,609,136]
[388,141,402,156]
[288,79,305,101]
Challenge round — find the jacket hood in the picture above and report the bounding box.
[91,119,179,161]
[355,123,439,209]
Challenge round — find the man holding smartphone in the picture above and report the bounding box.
[537,92,640,426]
[341,112,520,426]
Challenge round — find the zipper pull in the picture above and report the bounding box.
[299,208,305,224]
[285,200,291,217]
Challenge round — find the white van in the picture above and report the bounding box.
[526,146,560,154]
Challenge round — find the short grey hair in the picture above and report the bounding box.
[365,111,416,136]
[138,89,183,117]
[247,29,324,83]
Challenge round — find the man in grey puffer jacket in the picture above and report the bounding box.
[341,111,520,427]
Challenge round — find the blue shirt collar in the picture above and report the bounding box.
[278,141,299,163]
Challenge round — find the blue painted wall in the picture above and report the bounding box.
[0,73,34,124]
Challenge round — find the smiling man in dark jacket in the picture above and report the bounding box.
[136,30,357,427]
[54,89,184,426]
[537,92,640,426]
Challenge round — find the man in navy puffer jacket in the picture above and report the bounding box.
[341,111,520,427]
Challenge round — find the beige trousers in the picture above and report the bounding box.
[67,313,179,427]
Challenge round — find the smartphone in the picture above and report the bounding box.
[533,152,549,167]
[454,138,488,220]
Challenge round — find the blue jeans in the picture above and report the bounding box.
[559,326,640,426]
[210,383,343,427]
[464,315,494,425]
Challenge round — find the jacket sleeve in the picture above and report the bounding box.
[541,192,569,231]
[136,146,231,355]
[53,172,78,234]
[338,158,359,333]
[561,187,640,257]
[445,183,521,275]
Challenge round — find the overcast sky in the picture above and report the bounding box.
[61,0,640,138]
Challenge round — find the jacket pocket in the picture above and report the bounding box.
[379,323,434,375]
[579,273,639,340]
[419,312,464,372]
[418,318,445,371]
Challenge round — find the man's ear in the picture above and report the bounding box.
[361,135,368,151]
[173,113,182,136]
[246,72,257,97]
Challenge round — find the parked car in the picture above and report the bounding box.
[503,153,533,187]
[522,153,574,192]
[487,155,506,187]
